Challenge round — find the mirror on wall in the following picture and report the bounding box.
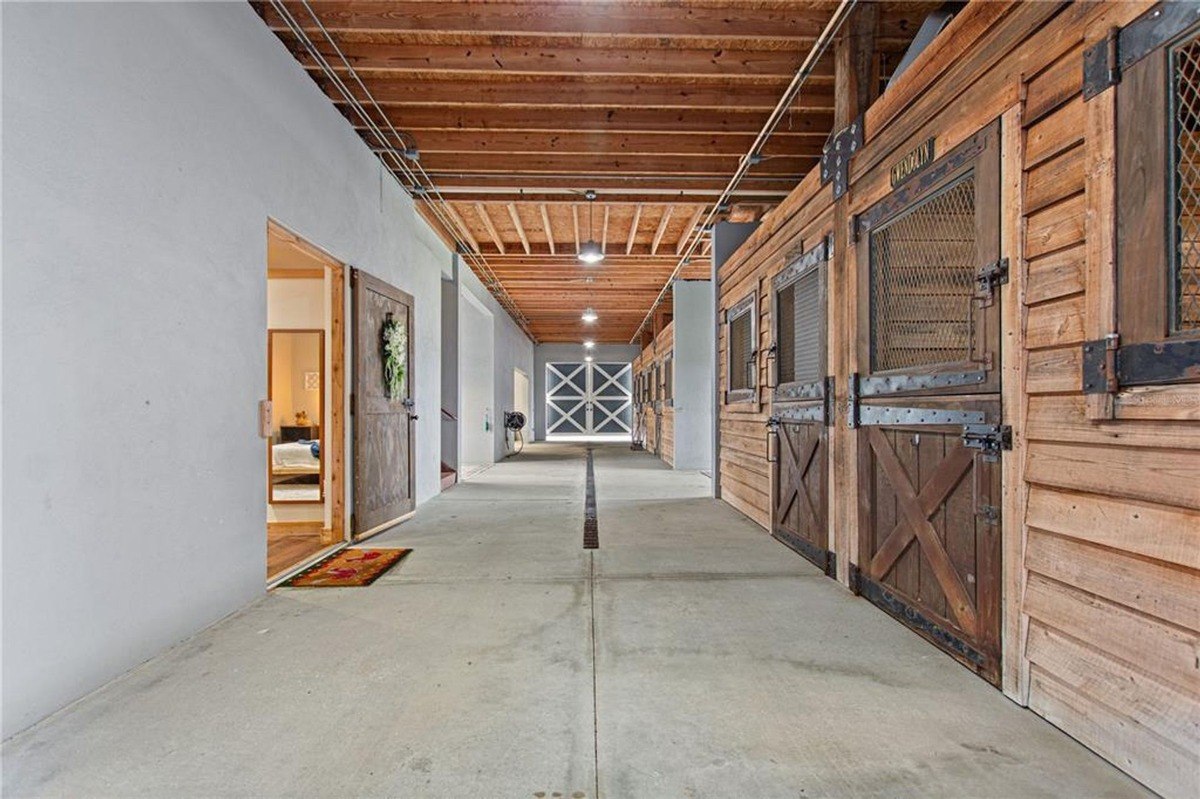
[268,329,324,504]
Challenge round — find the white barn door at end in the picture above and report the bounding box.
[545,361,632,437]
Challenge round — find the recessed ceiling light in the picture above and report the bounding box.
[581,307,598,323]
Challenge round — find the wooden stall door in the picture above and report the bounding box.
[768,238,833,574]
[852,122,1004,685]
[351,269,416,537]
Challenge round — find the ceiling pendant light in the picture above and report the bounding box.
[577,190,605,265]
[581,307,598,323]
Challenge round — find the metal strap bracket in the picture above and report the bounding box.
[1083,2,1200,100]
[775,403,826,423]
[820,116,864,201]
[857,405,986,427]
[1083,336,1200,392]
[858,370,988,397]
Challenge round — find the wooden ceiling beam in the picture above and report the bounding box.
[292,40,837,79]
[328,77,833,110]
[474,203,506,255]
[342,104,834,134]
[506,203,531,255]
[572,205,580,253]
[539,204,555,255]
[677,207,705,256]
[601,206,609,253]
[258,2,934,42]
[420,191,776,205]
[361,129,825,157]
[626,204,642,255]
[650,207,673,256]
[406,154,818,178]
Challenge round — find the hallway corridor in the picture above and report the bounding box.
[3,444,1147,798]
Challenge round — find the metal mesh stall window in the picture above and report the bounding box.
[776,269,822,385]
[869,174,977,372]
[664,357,673,400]
[728,310,753,391]
[1172,30,1200,334]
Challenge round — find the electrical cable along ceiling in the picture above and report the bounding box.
[255,1,937,342]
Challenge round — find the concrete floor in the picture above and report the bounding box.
[3,443,1150,798]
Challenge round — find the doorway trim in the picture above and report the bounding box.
[267,219,346,547]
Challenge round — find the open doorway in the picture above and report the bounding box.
[458,288,495,479]
[265,221,346,581]
[510,367,531,454]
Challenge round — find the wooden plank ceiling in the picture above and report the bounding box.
[255,1,936,342]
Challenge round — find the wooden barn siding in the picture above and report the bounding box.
[654,322,675,467]
[714,2,1198,796]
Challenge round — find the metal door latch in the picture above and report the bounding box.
[975,258,1009,302]
[961,424,1012,461]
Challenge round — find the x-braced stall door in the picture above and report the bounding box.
[767,237,833,575]
[850,121,1005,686]
[546,362,633,436]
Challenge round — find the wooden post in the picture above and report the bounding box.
[999,103,1028,703]
[828,5,878,588]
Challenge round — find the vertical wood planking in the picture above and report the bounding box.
[999,103,1027,702]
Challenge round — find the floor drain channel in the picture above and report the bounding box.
[584,448,599,549]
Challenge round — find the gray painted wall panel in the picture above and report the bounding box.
[672,281,716,471]
[3,3,448,736]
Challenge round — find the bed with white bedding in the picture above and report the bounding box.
[271,441,320,475]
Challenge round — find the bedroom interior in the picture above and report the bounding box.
[265,221,346,579]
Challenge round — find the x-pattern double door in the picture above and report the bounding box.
[546,361,632,436]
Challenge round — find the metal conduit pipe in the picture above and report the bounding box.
[269,0,535,338]
[629,0,858,342]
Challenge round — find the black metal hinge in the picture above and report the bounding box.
[820,116,864,201]
[824,375,836,427]
[961,424,1012,462]
[1083,2,1200,100]
[1082,27,1121,99]
[1083,336,1200,392]
[846,372,860,428]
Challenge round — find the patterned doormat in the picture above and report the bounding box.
[281,548,411,587]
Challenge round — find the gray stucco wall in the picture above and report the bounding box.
[672,281,716,470]
[3,2,450,736]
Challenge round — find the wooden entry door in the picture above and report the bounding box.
[852,122,1004,685]
[768,237,832,573]
[351,269,416,537]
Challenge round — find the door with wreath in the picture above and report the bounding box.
[351,269,416,537]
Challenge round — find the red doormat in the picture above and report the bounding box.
[281,548,411,587]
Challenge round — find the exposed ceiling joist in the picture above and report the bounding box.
[475,203,506,255]
[257,0,938,341]
[540,204,555,255]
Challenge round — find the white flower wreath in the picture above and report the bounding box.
[382,315,407,399]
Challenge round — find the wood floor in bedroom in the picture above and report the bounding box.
[266,524,329,579]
